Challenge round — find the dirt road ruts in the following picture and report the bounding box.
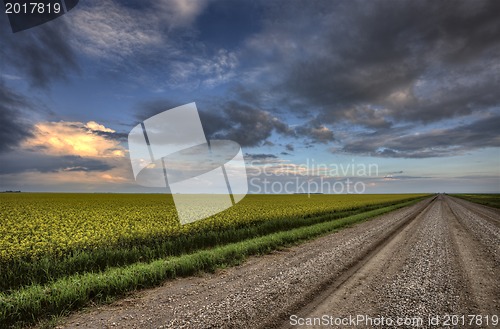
[58,195,499,329]
[283,195,499,329]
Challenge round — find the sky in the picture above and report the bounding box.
[0,0,499,194]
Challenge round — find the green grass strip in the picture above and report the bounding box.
[450,193,500,209]
[0,197,425,328]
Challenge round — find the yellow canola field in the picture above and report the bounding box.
[0,193,425,262]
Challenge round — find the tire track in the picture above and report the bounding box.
[279,195,499,329]
[273,197,436,329]
[446,196,500,264]
[444,198,500,317]
[448,196,500,229]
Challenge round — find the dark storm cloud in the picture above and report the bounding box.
[340,106,392,130]
[244,152,283,166]
[295,121,334,143]
[235,0,500,157]
[228,84,266,108]
[244,153,278,160]
[0,83,33,152]
[0,152,114,174]
[91,130,129,143]
[0,15,79,88]
[198,110,233,140]
[210,101,291,147]
[132,0,499,158]
[384,175,429,180]
[135,99,294,147]
[341,114,500,158]
[0,11,79,152]
[388,171,404,175]
[285,144,294,152]
[133,99,233,139]
[203,101,340,146]
[276,0,500,126]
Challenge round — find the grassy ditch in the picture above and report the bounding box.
[450,193,500,209]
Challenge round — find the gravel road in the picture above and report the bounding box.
[59,195,499,329]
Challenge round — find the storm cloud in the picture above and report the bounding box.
[135,99,294,147]
[226,0,500,157]
[0,83,33,152]
[0,14,79,88]
[267,0,500,123]
[341,114,500,158]
[128,0,499,159]
[0,12,80,152]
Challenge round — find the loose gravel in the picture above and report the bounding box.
[57,196,499,329]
